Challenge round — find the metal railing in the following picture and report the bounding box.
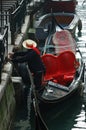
[0,0,26,45]
[10,0,26,44]
[0,0,46,45]
[0,25,8,82]
[0,0,19,27]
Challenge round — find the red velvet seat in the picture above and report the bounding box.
[42,54,58,81]
[57,51,77,73]
[41,51,79,86]
[57,51,79,85]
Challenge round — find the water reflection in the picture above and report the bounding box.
[73,105,86,130]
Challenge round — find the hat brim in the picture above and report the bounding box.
[22,39,37,49]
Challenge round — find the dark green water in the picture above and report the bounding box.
[12,0,86,130]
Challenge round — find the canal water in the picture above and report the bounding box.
[12,0,86,130]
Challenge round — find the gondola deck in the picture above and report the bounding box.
[35,30,85,105]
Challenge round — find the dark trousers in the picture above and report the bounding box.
[34,71,44,91]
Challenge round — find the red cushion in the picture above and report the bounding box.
[41,51,79,85]
[57,51,77,74]
[42,54,58,81]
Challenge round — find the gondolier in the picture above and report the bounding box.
[8,39,46,92]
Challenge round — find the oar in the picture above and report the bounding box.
[27,66,49,130]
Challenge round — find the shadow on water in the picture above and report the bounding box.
[41,96,84,130]
[11,104,30,130]
[30,94,85,130]
[11,86,32,130]
[12,89,86,130]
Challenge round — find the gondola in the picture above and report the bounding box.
[42,0,78,14]
[34,12,82,40]
[36,30,85,106]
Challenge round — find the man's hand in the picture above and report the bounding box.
[8,52,14,60]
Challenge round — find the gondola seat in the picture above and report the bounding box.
[56,51,79,85]
[41,51,79,86]
[42,54,59,81]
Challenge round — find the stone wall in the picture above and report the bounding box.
[0,9,31,130]
[0,62,16,130]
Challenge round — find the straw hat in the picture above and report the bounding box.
[22,39,37,49]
